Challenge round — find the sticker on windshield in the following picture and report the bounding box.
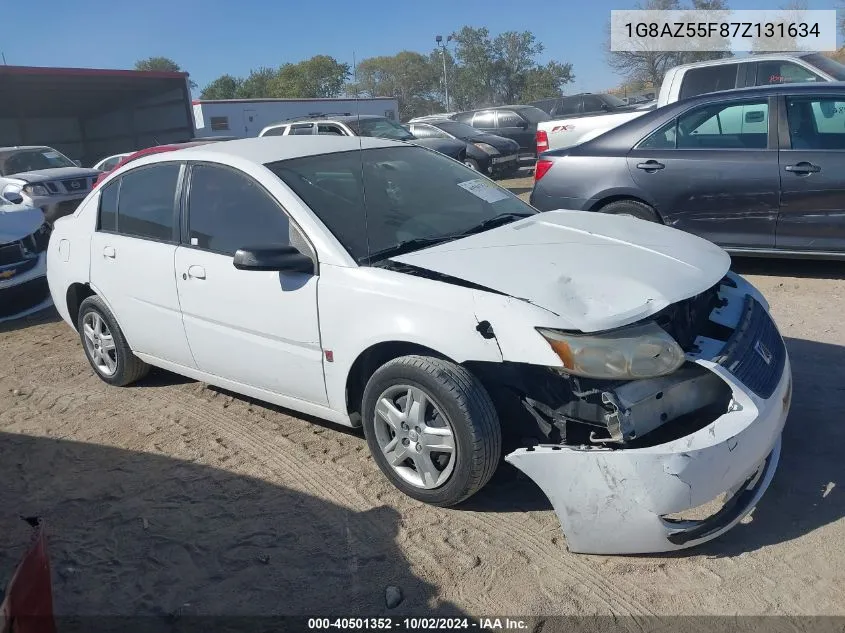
[456,178,510,204]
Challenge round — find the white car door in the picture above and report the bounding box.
[89,162,196,367]
[173,162,328,405]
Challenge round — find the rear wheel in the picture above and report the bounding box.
[599,199,660,222]
[362,355,501,506]
[464,158,480,171]
[77,295,149,386]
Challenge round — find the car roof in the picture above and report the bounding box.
[167,135,402,163]
[0,146,56,155]
[669,52,812,73]
[684,80,845,99]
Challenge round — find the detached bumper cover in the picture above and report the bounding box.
[505,277,791,555]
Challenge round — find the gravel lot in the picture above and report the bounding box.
[1,176,843,624]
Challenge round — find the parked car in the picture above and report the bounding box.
[47,136,790,555]
[537,52,845,155]
[258,115,467,163]
[0,193,52,323]
[531,93,641,118]
[451,105,550,164]
[0,146,101,224]
[532,82,845,259]
[92,153,133,172]
[407,113,457,123]
[407,120,520,177]
[93,140,221,188]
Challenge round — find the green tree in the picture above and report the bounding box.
[236,67,277,99]
[521,61,575,102]
[353,51,440,119]
[270,55,350,98]
[134,56,196,88]
[199,74,243,100]
[451,26,499,107]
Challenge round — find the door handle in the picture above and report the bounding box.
[784,161,821,175]
[187,265,206,280]
[103,246,116,259]
[636,160,665,171]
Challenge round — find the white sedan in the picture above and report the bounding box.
[46,136,791,554]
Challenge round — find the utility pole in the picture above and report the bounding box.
[435,34,452,112]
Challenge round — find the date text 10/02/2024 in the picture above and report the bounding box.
[307,617,530,630]
[624,21,821,39]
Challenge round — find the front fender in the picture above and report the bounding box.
[317,265,505,414]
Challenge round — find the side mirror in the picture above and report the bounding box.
[4,192,24,205]
[745,110,765,124]
[233,244,315,275]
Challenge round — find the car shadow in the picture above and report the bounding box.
[0,432,468,619]
[731,256,845,280]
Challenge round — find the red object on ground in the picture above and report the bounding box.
[93,140,217,188]
[1,519,56,633]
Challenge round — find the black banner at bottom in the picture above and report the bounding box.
[6,616,845,633]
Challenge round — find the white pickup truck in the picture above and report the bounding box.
[537,52,845,154]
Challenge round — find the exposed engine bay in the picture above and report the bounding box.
[469,275,745,451]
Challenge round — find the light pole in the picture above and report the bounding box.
[435,34,452,112]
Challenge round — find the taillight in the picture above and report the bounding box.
[536,130,549,154]
[534,159,554,182]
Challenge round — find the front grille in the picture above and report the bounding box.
[0,275,49,318]
[714,295,786,399]
[0,243,24,266]
[61,178,89,193]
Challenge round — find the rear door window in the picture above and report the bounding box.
[317,124,345,136]
[679,64,739,99]
[289,124,315,135]
[472,111,497,128]
[116,164,181,241]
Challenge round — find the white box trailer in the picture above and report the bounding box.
[192,97,401,138]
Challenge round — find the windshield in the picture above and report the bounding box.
[346,117,415,141]
[435,121,484,138]
[514,106,551,123]
[802,53,845,80]
[0,147,76,176]
[267,145,537,263]
[603,94,627,108]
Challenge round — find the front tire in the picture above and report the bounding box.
[77,295,150,386]
[464,158,480,171]
[362,355,501,506]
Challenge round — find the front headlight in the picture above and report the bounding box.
[23,184,50,197]
[472,142,499,155]
[537,321,686,380]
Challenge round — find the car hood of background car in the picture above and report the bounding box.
[412,137,468,157]
[0,206,43,243]
[391,209,731,333]
[6,167,101,183]
[468,134,520,152]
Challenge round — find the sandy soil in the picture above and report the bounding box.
[0,198,843,624]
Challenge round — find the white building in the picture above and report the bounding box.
[192,97,401,138]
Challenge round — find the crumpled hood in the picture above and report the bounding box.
[5,167,100,183]
[0,206,44,243]
[392,210,731,332]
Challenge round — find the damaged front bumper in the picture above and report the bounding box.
[504,277,792,555]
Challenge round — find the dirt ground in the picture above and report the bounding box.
[1,180,844,623]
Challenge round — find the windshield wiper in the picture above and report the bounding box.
[363,236,458,263]
[457,212,534,237]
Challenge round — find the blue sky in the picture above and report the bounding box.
[1,0,839,94]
